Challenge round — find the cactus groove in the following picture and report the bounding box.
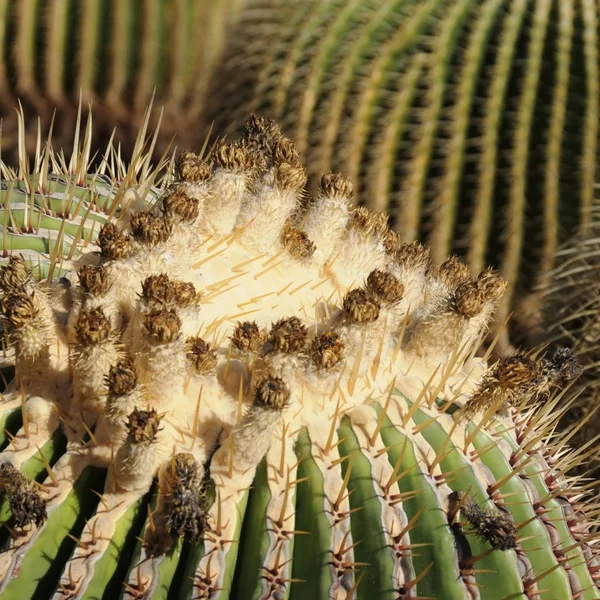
[0,116,598,600]
[205,0,600,342]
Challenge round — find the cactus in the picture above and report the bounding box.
[0,115,597,600]
[205,0,600,347]
[0,0,244,163]
[526,205,600,484]
[0,103,168,282]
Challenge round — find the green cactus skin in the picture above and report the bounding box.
[205,0,600,348]
[0,0,244,163]
[0,116,598,600]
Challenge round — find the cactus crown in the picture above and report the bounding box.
[0,116,597,600]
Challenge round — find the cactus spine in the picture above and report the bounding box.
[0,116,597,600]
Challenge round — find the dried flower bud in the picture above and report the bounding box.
[243,114,283,169]
[382,229,400,256]
[281,227,316,261]
[130,213,172,246]
[107,360,137,397]
[396,242,431,274]
[162,189,200,224]
[268,317,308,353]
[541,347,582,388]
[231,321,265,353]
[254,376,291,410]
[275,162,307,191]
[75,307,111,344]
[186,337,218,374]
[461,353,541,417]
[145,309,181,343]
[476,267,507,303]
[311,332,344,370]
[351,207,388,237]
[452,281,485,319]
[366,270,404,304]
[320,172,354,198]
[164,453,208,542]
[1,292,37,327]
[172,281,198,307]
[142,274,174,307]
[98,222,133,260]
[0,256,29,291]
[212,140,253,172]
[437,256,471,288]
[78,265,110,296]
[449,491,517,551]
[343,288,380,323]
[175,151,211,183]
[0,463,46,529]
[126,409,162,444]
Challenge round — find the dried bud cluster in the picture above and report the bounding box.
[211,141,252,172]
[351,207,388,237]
[145,309,181,343]
[448,491,517,551]
[462,347,581,418]
[98,222,132,260]
[231,321,266,353]
[0,256,29,290]
[320,172,354,198]
[343,288,381,324]
[268,317,308,353]
[281,226,316,261]
[175,151,211,183]
[126,409,162,444]
[1,292,37,327]
[76,307,111,344]
[366,270,404,304]
[186,337,218,374]
[78,265,110,296]
[107,360,138,397]
[255,376,291,410]
[130,213,172,246]
[396,241,432,273]
[437,256,471,288]
[0,463,47,529]
[311,331,344,370]
[164,453,209,542]
[162,189,199,224]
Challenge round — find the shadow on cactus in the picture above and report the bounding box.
[0,116,598,599]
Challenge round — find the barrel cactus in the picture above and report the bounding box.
[0,115,597,600]
[0,103,168,282]
[526,206,600,482]
[205,0,600,347]
[0,0,244,163]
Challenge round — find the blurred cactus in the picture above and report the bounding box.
[0,0,244,162]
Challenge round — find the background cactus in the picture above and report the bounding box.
[204,0,600,347]
[0,0,244,162]
[526,206,600,483]
[0,116,598,600]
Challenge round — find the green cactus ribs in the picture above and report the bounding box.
[0,115,598,599]
[205,0,600,349]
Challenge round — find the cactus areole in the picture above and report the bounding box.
[0,116,596,600]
